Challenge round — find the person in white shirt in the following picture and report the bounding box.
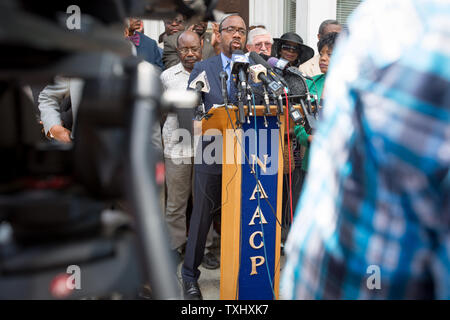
[299,19,342,77]
[38,77,84,143]
[160,30,219,270]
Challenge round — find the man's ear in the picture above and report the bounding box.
[246,44,251,51]
[201,38,204,48]
[215,31,222,44]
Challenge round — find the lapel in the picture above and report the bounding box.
[207,55,223,98]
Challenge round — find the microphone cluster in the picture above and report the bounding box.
[191,50,320,130]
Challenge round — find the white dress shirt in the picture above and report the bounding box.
[160,62,193,159]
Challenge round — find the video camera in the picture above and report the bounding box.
[0,0,219,300]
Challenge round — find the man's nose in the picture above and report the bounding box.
[232,32,242,39]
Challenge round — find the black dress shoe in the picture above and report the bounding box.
[202,252,220,269]
[182,280,203,300]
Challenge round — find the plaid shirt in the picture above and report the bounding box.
[281,0,450,299]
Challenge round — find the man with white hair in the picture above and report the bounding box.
[246,27,273,56]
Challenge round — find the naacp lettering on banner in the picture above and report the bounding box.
[238,116,279,299]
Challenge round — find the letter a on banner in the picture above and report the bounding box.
[249,182,268,200]
[249,206,268,226]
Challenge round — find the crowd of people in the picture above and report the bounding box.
[34,0,449,301]
[35,12,342,300]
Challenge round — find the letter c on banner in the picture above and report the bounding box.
[249,231,264,249]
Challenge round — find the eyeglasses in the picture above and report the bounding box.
[281,44,300,52]
[178,46,201,55]
[254,42,272,49]
[220,26,247,36]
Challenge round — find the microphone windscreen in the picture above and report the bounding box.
[249,52,272,70]
[267,57,278,69]
[283,70,308,99]
[259,53,271,61]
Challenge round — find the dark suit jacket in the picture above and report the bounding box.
[134,32,164,70]
[163,31,216,70]
[188,54,238,175]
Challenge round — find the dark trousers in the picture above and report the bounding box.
[181,170,222,282]
[281,168,307,242]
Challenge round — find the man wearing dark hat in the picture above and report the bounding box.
[272,32,314,68]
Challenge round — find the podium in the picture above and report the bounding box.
[197,105,296,300]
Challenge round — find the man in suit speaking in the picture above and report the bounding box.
[181,14,247,300]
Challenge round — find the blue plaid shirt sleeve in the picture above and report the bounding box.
[281,0,450,299]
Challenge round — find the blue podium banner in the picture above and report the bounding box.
[238,116,280,300]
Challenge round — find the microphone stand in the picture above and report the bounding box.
[262,85,270,128]
[246,83,253,123]
[236,71,247,126]
[220,71,229,107]
[275,94,284,127]
[236,83,245,127]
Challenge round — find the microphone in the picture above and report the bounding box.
[188,70,211,93]
[249,52,287,116]
[219,71,229,107]
[231,50,250,87]
[285,66,314,81]
[267,57,289,72]
[231,50,249,125]
[188,71,211,121]
[249,52,289,89]
[249,64,283,96]
[267,57,314,81]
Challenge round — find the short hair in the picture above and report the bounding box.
[318,32,339,53]
[218,13,242,32]
[318,19,340,36]
[176,30,201,48]
[247,28,273,45]
[249,24,266,31]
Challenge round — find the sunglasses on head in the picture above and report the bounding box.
[281,44,300,52]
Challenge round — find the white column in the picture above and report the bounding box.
[249,0,285,39]
[296,0,337,54]
[143,19,165,46]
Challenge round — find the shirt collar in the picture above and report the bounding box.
[220,52,232,70]
[173,62,190,76]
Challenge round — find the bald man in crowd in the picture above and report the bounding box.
[299,19,342,77]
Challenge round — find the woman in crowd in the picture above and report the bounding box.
[272,32,314,67]
[294,32,339,187]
